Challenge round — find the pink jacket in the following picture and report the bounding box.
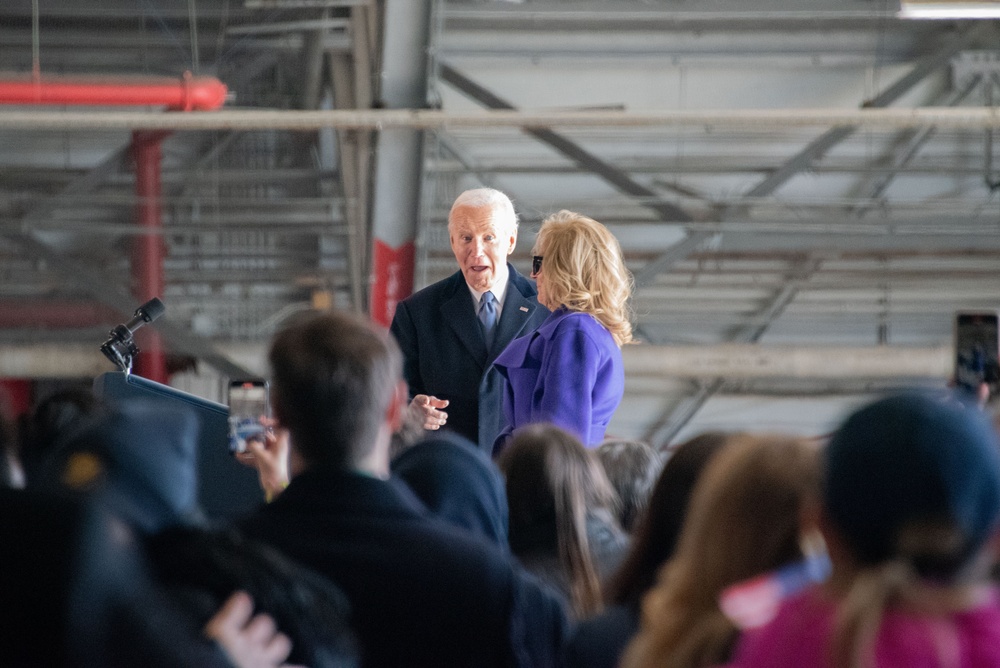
[725,585,1000,668]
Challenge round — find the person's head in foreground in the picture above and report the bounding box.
[822,391,1000,667]
[268,309,406,477]
[722,391,1000,668]
[531,210,633,346]
[499,422,619,618]
[621,433,820,668]
[391,431,509,549]
[604,431,734,609]
[596,438,662,534]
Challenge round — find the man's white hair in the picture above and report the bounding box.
[449,188,518,232]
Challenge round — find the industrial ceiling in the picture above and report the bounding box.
[1,0,998,443]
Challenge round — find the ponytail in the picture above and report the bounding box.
[831,558,982,668]
[830,561,912,668]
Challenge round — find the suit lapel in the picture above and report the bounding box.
[441,283,488,367]
[491,278,539,359]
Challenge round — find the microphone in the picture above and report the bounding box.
[100,297,166,373]
[120,297,166,338]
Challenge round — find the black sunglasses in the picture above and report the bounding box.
[532,256,543,274]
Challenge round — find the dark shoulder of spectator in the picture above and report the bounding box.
[146,525,359,668]
[19,385,103,483]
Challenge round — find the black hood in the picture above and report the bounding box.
[392,431,509,550]
[38,398,203,535]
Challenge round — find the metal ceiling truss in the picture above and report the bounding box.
[0,6,365,368]
[2,1,999,441]
[643,256,824,447]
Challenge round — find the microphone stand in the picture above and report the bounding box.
[101,325,141,375]
[100,297,166,375]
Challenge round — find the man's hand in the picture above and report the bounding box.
[410,394,450,430]
[235,417,290,501]
[204,591,301,668]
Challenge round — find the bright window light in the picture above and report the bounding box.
[900,1,1000,18]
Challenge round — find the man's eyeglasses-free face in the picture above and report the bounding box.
[532,256,543,275]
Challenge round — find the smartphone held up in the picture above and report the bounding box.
[954,311,1000,399]
[228,379,270,455]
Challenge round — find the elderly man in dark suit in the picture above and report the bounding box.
[390,188,549,451]
[239,310,569,668]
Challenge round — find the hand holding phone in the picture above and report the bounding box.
[236,416,290,501]
[228,380,270,455]
[955,311,1000,400]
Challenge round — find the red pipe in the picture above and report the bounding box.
[0,379,33,418]
[0,72,226,111]
[130,131,168,383]
[0,70,225,381]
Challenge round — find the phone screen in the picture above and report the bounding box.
[228,380,269,454]
[955,312,1000,396]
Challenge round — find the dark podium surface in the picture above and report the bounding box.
[93,372,263,521]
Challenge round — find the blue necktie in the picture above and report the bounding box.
[479,291,498,349]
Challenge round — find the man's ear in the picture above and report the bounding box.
[508,227,517,255]
[385,380,409,433]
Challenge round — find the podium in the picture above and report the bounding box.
[93,372,263,521]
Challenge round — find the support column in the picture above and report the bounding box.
[368,0,433,326]
[131,131,168,383]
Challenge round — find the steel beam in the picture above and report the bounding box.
[0,341,951,381]
[625,342,950,380]
[642,24,988,310]
[438,62,692,223]
[4,146,256,379]
[0,233,252,379]
[329,1,378,312]
[643,257,822,446]
[746,23,988,198]
[14,147,129,226]
[633,232,714,288]
[853,75,982,211]
[5,106,1000,131]
[433,130,503,191]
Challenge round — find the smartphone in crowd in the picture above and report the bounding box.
[228,379,270,454]
[954,311,1000,398]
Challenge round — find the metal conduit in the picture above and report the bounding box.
[1,107,1000,131]
[622,344,952,379]
[0,343,952,380]
[0,71,230,380]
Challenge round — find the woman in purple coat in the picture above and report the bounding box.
[492,210,633,453]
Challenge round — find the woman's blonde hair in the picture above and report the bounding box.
[535,210,633,346]
[621,434,820,668]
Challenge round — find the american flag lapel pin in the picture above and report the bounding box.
[519,306,529,312]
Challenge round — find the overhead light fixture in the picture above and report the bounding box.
[899,0,1000,19]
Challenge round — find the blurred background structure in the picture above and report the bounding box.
[1,0,999,444]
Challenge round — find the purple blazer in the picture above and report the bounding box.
[492,307,624,451]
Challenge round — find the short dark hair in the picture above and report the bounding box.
[268,310,402,469]
[595,439,662,533]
